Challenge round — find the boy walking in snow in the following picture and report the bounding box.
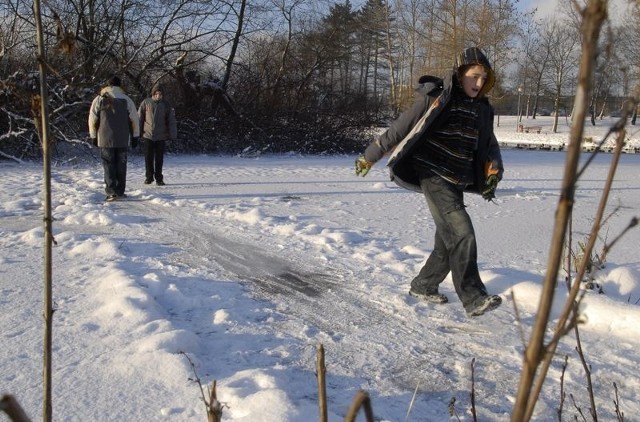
[355,47,504,317]
[138,84,178,186]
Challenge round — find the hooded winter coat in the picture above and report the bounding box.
[88,86,140,148]
[364,50,503,195]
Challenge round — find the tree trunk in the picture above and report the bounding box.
[222,0,247,89]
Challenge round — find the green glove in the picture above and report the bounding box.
[355,155,373,177]
[482,174,498,201]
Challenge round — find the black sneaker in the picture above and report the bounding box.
[409,288,449,304]
[466,295,502,317]
[156,180,165,186]
[144,179,153,184]
[117,193,127,198]
[105,194,117,202]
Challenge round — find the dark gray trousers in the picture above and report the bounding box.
[411,175,487,309]
[143,138,165,182]
[101,147,128,196]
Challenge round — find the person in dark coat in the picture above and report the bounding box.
[355,47,504,317]
[138,84,178,185]
[88,76,140,201]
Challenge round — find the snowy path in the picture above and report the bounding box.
[99,164,523,417]
[117,166,528,420]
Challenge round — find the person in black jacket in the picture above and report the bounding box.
[355,47,504,317]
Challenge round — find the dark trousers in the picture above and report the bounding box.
[100,147,128,196]
[411,175,487,310]
[143,138,165,182]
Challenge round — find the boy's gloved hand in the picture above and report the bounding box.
[355,155,373,177]
[131,137,139,149]
[482,160,500,201]
[482,174,498,201]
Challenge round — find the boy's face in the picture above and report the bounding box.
[152,91,163,101]
[461,65,489,98]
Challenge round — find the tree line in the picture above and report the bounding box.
[0,0,638,161]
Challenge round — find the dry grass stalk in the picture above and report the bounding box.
[470,358,478,421]
[343,390,374,422]
[0,395,31,422]
[448,397,461,421]
[207,381,222,422]
[557,355,568,420]
[181,352,223,421]
[316,344,327,422]
[573,324,598,420]
[613,383,625,421]
[404,381,420,422]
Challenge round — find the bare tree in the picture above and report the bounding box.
[516,14,544,118]
[393,0,422,85]
[268,0,306,103]
[358,0,396,110]
[616,3,640,124]
[589,29,618,122]
[222,0,248,89]
[539,18,579,132]
[472,0,521,76]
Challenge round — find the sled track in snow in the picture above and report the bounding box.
[115,199,518,402]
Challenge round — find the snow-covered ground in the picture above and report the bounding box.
[1,116,639,421]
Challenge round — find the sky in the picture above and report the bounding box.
[1,115,640,421]
[522,0,631,21]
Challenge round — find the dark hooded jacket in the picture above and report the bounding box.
[364,48,503,195]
